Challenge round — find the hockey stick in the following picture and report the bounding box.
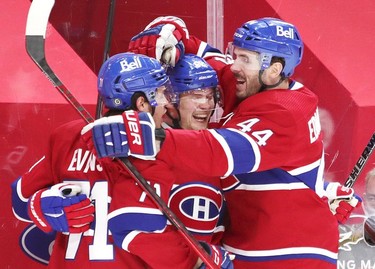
[95,0,117,119]
[25,0,218,268]
[344,132,375,188]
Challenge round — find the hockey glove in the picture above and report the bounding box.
[325,182,362,224]
[81,110,158,160]
[28,183,94,233]
[198,242,234,269]
[128,16,211,66]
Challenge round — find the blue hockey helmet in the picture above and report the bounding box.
[98,52,170,110]
[167,54,219,104]
[232,17,303,77]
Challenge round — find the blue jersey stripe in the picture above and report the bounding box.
[213,128,259,175]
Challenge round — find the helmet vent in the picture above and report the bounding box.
[114,75,121,84]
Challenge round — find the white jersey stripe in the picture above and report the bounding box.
[236,182,309,191]
[223,244,338,260]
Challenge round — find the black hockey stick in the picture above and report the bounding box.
[344,132,375,188]
[25,0,218,268]
[95,0,116,119]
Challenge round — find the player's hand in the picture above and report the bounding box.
[81,110,158,160]
[28,183,94,233]
[198,242,234,269]
[128,16,188,66]
[325,182,362,224]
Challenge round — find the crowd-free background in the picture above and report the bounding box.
[1,0,374,268]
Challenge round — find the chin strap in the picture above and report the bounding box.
[166,108,182,129]
[258,70,286,92]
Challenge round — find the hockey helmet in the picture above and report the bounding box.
[98,52,170,110]
[167,54,219,104]
[233,17,303,77]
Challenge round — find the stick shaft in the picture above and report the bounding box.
[344,132,375,188]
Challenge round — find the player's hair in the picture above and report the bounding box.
[233,17,303,77]
[98,52,170,110]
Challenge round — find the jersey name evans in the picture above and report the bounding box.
[67,148,103,173]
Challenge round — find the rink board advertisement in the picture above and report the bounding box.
[1,0,375,268]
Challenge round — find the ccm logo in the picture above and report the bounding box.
[124,111,142,145]
[276,25,294,39]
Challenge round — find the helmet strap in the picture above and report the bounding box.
[166,108,182,129]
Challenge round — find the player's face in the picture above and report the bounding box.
[230,47,262,100]
[178,88,215,130]
[152,85,171,127]
[364,178,375,216]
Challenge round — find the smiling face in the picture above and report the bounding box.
[230,47,263,100]
[177,88,215,130]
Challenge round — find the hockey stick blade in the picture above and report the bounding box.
[344,132,375,188]
[25,0,218,268]
[25,0,94,123]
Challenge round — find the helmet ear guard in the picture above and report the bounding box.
[232,17,303,77]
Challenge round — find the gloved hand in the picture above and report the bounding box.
[81,110,158,160]
[128,16,187,66]
[325,182,362,224]
[128,16,209,66]
[198,241,234,269]
[28,183,94,233]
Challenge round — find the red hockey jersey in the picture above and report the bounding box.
[12,119,152,268]
[156,70,339,269]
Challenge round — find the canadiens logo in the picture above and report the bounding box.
[169,183,223,233]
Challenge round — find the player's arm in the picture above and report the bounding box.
[81,107,297,179]
[123,228,233,269]
[11,155,55,222]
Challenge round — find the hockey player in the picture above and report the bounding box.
[99,54,232,268]
[11,53,172,269]
[82,17,361,269]
[109,55,225,258]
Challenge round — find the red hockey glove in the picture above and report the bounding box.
[81,110,160,160]
[198,241,234,269]
[364,216,375,247]
[128,16,206,66]
[325,182,362,224]
[28,183,94,233]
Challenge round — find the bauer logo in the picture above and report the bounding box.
[119,56,142,72]
[276,25,294,39]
